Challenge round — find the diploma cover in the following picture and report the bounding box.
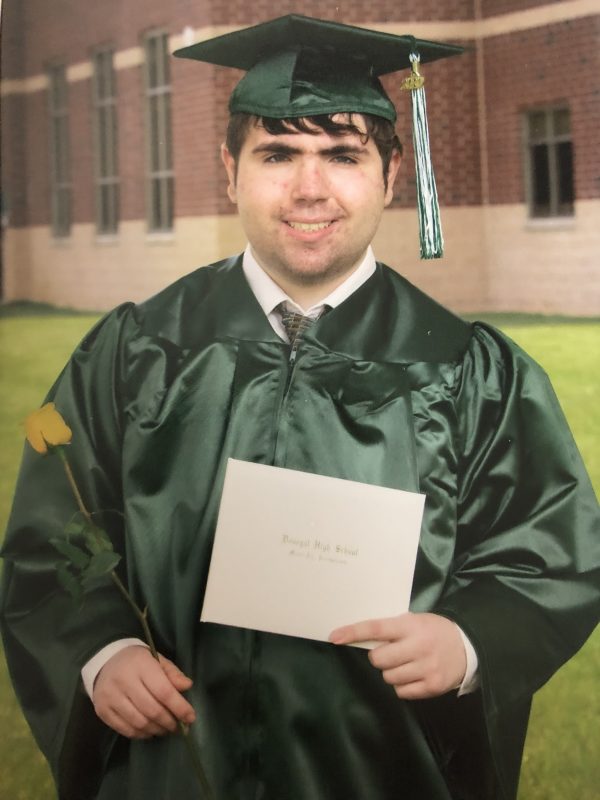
[201,459,425,646]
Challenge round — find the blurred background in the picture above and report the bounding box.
[2,0,599,315]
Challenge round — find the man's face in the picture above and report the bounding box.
[221,116,401,293]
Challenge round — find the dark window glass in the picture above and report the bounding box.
[93,49,119,234]
[144,32,173,231]
[532,144,550,215]
[525,108,574,218]
[557,141,574,213]
[48,66,71,236]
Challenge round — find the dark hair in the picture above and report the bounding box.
[225,113,402,188]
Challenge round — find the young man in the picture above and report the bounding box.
[2,16,598,800]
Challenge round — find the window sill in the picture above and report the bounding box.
[145,230,175,244]
[525,216,576,232]
[94,233,119,245]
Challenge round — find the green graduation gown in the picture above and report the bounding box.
[1,257,599,800]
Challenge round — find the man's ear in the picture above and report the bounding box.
[384,150,402,207]
[220,143,237,204]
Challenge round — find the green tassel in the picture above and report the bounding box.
[403,53,444,260]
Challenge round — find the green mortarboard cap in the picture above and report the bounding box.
[174,15,462,123]
[174,15,464,260]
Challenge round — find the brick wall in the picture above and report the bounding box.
[23,91,50,227]
[1,1,26,227]
[1,95,28,227]
[481,0,565,17]
[484,16,600,205]
[8,1,595,229]
[172,60,222,218]
[0,0,24,79]
[2,0,599,313]
[118,67,147,222]
[11,0,209,79]
[208,0,474,25]
[1,0,486,230]
[70,80,94,225]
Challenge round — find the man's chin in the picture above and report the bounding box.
[279,266,349,287]
[275,253,363,287]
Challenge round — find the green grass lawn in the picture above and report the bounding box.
[0,311,598,799]
[0,314,101,799]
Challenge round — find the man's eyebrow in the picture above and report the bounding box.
[251,143,303,156]
[319,144,368,157]
[251,142,369,157]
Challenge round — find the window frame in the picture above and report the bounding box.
[523,106,574,219]
[142,31,174,233]
[47,65,72,237]
[92,47,120,235]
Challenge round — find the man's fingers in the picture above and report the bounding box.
[330,612,469,699]
[97,707,146,739]
[392,681,432,701]
[329,614,410,645]
[112,694,171,737]
[368,640,411,671]
[92,645,196,738]
[371,642,456,696]
[142,668,196,726]
[94,692,167,738]
[159,654,194,691]
[94,677,179,736]
[127,680,182,733]
[380,661,422,688]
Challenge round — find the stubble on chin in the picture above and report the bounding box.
[272,249,365,288]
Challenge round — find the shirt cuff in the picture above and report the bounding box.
[456,625,480,695]
[81,638,148,699]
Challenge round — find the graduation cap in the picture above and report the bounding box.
[174,15,464,259]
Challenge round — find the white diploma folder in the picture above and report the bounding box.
[200,459,425,647]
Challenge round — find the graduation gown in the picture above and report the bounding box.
[1,257,599,800]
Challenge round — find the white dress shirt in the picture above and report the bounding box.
[242,244,377,340]
[82,247,479,697]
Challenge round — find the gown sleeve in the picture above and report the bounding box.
[0,303,143,797]
[435,322,600,798]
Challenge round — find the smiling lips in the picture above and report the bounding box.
[286,220,334,232]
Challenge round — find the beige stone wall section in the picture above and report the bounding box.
[4,209,488,312]
[4,202,598,315]
[2,216,246,310]
[482,200,600,316]
[373,207,490,313]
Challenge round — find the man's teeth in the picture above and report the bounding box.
[287,221,332,231]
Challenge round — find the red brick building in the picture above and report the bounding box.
[1,0,599,314]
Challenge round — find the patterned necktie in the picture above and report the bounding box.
[278,304,318,348]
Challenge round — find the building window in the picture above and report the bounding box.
[48,66,71,237]
[143,32,173,231]
[92,49,119,234]
[524,107,574,218]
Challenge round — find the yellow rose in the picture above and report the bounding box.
[24,403,73,454]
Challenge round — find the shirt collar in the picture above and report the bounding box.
[242,245,376,318]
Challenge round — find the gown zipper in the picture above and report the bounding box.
[272,341,300,465]
[247,339,300,790]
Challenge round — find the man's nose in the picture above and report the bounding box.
[290,159,329,202]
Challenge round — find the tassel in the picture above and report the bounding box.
[401,52,444,259]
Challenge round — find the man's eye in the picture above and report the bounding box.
[264,153,290,163]
[332,155,358,164]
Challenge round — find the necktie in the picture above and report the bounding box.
[278,305,317,348]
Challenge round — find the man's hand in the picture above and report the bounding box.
[92,645,196,739]
[329,612,467,700]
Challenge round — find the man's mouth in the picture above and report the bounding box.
[285,221,333,232]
